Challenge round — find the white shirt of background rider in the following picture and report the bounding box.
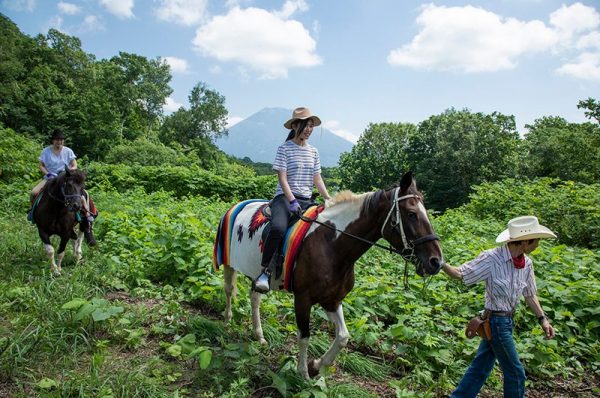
[39,146,76,178]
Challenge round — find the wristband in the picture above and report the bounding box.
[538,315,548,324]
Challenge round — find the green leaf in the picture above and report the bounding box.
[61,298,88,310]
[37,378,58,390]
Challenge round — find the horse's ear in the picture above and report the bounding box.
[64,165,70,176]
[399,171,415,192]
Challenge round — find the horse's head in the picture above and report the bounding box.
[54,167,86,212]
[381,172,443,277]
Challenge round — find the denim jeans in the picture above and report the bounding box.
[451,316,526,398]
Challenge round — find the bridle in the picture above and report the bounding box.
[380,188,439,256]
[47,177,82,211]
[300,187,439,261]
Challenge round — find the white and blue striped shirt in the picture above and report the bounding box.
[273,140,321,199]
[458,245,537,312]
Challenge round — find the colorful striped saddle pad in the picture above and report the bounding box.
[213,200,324,291]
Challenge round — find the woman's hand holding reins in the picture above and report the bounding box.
[289,199,302,216]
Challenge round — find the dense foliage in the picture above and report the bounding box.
[1,181,598,397]
[465,178,600,248]
[338,122,415,192]
[521,116,600,184]
[0,126,40,183]
[338,108,599,211]
[86,163,276,201]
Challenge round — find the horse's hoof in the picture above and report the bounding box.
[258,338,267,345]
[52,268,61,276]
[307,359,320,378]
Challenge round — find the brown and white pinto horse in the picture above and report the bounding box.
[219,172,443,378]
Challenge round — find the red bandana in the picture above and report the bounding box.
[512,254,526,269]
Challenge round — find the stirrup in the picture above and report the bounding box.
[253,270,271,293]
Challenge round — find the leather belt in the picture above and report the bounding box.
[487,310,514,317]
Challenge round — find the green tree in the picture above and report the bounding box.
[160,82,228,146]
[521,116,600,183]
[577,97,600,123]
[338,122,416,192]
[412,109,520,210]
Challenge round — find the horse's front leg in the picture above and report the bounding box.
[39,231,59,275]
[56,235,70,274]
[73,231,84,263]
[295,295,312,379]
[311,304,350,375]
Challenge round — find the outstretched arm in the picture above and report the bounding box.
[441,263,462,280]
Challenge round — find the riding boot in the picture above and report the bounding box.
[254,252,284,293]
[253,267,271,294]
[84,216,97,246]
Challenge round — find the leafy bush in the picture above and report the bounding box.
[0,126,41,183]
[104,138,189,167]
[464,178,600,248]
[85,162,277,201]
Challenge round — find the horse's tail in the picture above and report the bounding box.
[212,214,226,271]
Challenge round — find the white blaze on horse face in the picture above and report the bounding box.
[417,201,430,226]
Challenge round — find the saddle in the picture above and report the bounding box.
[260,203,315,279]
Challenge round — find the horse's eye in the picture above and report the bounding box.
[408,211,417,220]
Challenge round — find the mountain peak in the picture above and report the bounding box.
[217,108,353,167]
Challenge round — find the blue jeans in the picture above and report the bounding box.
[451,316,526,398]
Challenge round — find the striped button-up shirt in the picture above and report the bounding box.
[458,245,537,312]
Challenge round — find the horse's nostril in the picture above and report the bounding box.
[429,257,442,274]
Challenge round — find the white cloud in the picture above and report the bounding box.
[100,0,134,19]
[160,56,189,73]
[549,3,599,34]
[323,120,359,144]
[154,0,208,26]
[388,4,557,72]
[577,32,600,50]
[79,15,104,32]
[57,1,80,15]
[557,51,600,81]
[274,0,308,19]
[193,6,321,79]
[2,0,36,12]
[227,116,243,127]
[163,97,183,113]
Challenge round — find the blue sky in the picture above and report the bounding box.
[2,0,599,143]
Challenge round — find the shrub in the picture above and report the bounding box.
[0,127,41,183]
[85,163,277,201]
[464,178,600,248]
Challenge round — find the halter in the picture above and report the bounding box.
[47,177,82,211]
[380,187,439,255]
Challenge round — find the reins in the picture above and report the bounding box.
[300,187,440,289]
[46,177,82,211]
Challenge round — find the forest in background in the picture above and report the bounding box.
[1,13,599,397]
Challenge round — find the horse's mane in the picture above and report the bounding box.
[329,190,383,217]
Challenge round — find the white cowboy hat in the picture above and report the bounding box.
[283,107,322,129]
[496,215,557,243]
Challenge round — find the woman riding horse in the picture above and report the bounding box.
[29,128,97,245]
[215,171,443,379]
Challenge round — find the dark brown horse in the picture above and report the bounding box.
[217,172,443,378]
[33,168,90,275]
